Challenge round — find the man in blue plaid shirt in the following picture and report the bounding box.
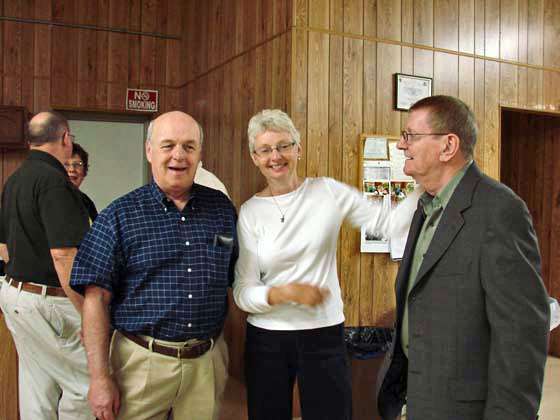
[70,111,238,420]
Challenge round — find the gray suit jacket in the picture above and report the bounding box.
[376,164,550,420]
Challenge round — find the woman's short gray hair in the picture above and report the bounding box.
[247,109,300,152]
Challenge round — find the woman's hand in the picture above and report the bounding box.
[268,283,330,306]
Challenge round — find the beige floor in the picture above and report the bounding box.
[220,356,560,420]
[539,356,560,420]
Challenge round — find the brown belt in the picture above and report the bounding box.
[120,331,215,359]
[6,277,67,298]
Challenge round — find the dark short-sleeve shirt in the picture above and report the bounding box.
[80,190,98,223]
[70,182,239,341]
[0,150,90,286]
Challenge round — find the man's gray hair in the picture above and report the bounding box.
[146,119,204,147]
[247,109,300,152]
[409,95,478,159]
[28,111,69,145]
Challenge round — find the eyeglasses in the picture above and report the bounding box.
[64,161,84,169]
[66,133,76,142]
[253,141,297,158]
[400,131,449,144]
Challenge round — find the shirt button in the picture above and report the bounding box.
[185,241,190,246]
[164,207,168,212]
[188,323,192,328]
[181,216,186,222]
[187,268,192,273]
[188,294,193,299]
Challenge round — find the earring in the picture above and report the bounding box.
[297,155,301,160]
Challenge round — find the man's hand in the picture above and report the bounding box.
[88,374,120,420]
[268,283,330,306]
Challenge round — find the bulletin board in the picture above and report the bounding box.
[359,134,416,253]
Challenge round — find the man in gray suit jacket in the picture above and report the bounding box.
[376,95,550,420]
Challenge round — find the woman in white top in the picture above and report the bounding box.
[234,109,419,420]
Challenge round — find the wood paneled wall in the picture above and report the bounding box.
[288,0,560,327]
[0,0,186,184]
[501,109,560,356]
[182,0,291,208]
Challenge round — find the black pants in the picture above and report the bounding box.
[245,323,352,420]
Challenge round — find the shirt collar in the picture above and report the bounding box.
[28,150,69,178]
[148,181,199,209]
[420,160,473,217]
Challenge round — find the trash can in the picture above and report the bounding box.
[345,327,394,420]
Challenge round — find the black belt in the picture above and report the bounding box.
[5,277,67,298]
[120,331,216,359]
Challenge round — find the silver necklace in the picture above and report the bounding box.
[269,180,302,223]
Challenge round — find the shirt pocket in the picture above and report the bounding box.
[206,244,232,288]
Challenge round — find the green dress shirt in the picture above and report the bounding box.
[400,161,472,358]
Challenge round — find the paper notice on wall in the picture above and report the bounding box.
[361,161,391,253]
[363,137,388,159]
[388,142,414,181]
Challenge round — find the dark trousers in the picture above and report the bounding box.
[245,322,352,420]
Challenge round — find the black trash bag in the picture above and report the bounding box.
[344,327,394,360]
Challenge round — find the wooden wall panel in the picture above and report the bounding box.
[434,52,459,96]
[434,0,458,51]
[459,0,475,54]
[377,0,400,41]
[414,0,433,46]
[306,33,329,177]
[340,35,363,325]
[500,0,519,61]
[485,0,500,58]
[484,61,500,179]
[518,0,529,106]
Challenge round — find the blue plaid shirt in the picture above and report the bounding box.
[70,182,238,341]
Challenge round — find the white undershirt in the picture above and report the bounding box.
[233,177,421,331]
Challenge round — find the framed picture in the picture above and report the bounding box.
[394,73,433,111]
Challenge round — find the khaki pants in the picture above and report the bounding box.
[0,278,93,420]
[111,330,229,420]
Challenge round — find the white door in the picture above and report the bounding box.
[68,120,147,212]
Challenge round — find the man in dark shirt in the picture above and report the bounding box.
[0,111,92,419]
[70,111,238,420]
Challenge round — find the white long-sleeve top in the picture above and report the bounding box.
[233,177,421,330]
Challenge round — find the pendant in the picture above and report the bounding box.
[280,216,285,223]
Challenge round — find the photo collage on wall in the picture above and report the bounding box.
[360,136,415,254]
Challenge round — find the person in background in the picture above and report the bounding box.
[70,111,237,420]
[376,95,549,420]
[195,161,229,198]
[233,109,420,420]
[0,111,92,419]
[65,142,98,222]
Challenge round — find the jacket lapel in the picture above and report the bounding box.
[395,201,426,318]
[410,164,482,295]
